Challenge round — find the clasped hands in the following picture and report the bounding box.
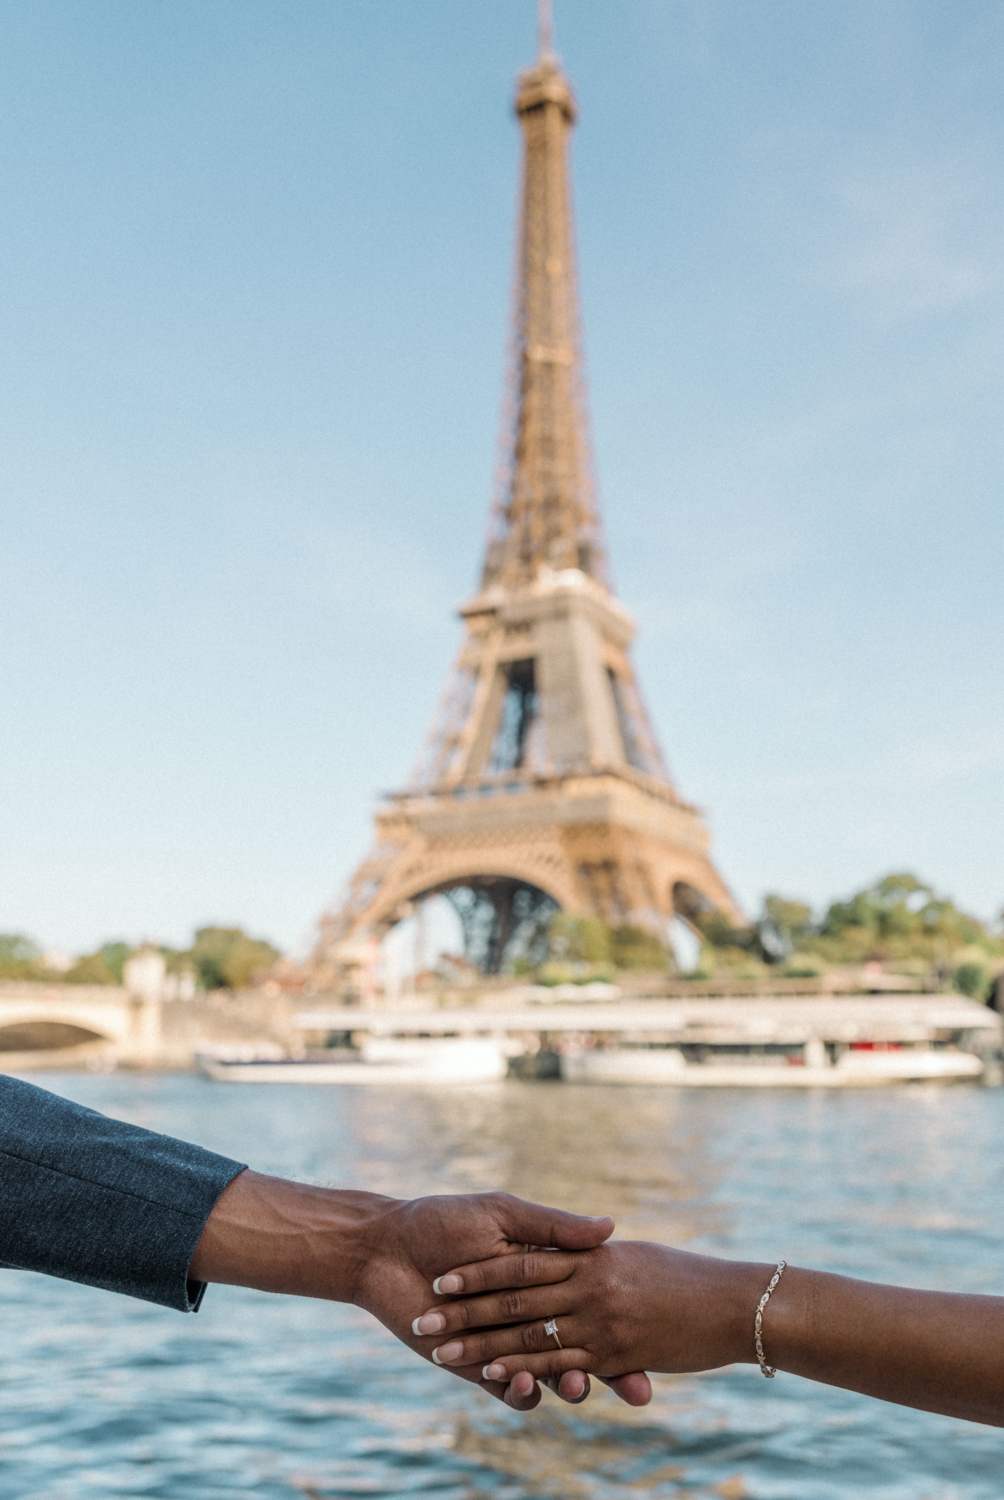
[364,1189,660,1410]
[192,1169,733,1409]
[192,1165,1004,1428]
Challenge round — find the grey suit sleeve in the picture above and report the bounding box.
[0,1075,246,1311]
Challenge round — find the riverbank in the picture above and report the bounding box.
[1,981,1000,1084]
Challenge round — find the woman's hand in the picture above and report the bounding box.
[412,1242,767,1386]
[415,1239,1004,1428]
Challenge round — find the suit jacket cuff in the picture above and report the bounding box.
[0,1076,246,1311]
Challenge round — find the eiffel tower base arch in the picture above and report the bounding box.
[311,770,738,998]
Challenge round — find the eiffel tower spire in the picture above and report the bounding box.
[538,0,554,60]
[482,13,606,591]
[311,11,737,991]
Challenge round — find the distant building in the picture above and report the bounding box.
[123,946,166,1002]
[163,969,197,1002]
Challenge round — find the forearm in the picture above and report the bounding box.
[761,1265,1004,1427]
[188,1169,400,1303]
[421,1242,1004,1424]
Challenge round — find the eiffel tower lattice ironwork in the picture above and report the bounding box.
[311,11,737,993]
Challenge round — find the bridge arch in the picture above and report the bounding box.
[0,1020,107,1052]
[0,991,156,1065]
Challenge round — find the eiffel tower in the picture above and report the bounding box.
[312,4,737,994]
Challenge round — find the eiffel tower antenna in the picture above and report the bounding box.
[538,0,554,59]
[310,15,737,994]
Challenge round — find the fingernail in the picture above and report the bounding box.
[412,1313,446,1336]
[482,1363,507,1381]
[432,1274,463,1295]
[431,1341,464,1366]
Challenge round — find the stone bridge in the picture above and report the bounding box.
[0,984,302,1071]
[0,984,162,1068]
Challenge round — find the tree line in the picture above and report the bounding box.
[523,873,1003,1000]
[0,927,281,993]
[2,873,1001,999]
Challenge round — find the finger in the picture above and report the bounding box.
[433,1319,588,1370]
[414,1281,575,1338]
[419,1335,545,1412]
[431,1249,581,1298]
[490,1193,614,1253]
[555,1370,590,1403]
[480,1350,592,1384]
[503,1370,541,1410]
[597,1372,653,1407]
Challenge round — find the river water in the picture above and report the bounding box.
[2,1073,1003,1499]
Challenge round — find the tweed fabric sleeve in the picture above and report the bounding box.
[0,1075,246,1311]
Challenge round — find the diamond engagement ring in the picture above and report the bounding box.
[543,1318,562,1349]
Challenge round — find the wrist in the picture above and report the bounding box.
[730,1259,807,1372]
[725,1260,784,1366]
[190,1169,402,1303]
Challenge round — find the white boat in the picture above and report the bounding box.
[210,994,998,1089]
[198,1036,508,1085]
[560,1044,985,1087]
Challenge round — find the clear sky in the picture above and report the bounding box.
[3,1,1002,957]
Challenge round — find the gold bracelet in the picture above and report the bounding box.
[754,1261,787,1378]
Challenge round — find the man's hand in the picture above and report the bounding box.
[190,1169,651,1409]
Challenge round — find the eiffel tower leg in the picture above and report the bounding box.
[443,878,557,976]
[486,878,519,974]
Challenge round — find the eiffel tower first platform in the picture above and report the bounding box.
[311,10,738,993]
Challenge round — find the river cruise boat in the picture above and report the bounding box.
[197,1035,508,1085]
[285,993,1000,1089]
[558,1039,985,1086]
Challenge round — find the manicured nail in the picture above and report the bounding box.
[412,1313,446,1336]
[431,1341,464,1366]
[433,1274,463,1295]
[482,1363,506,1381]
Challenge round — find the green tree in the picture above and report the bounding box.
[0,933,44,980]
[954,962,990,1000]
[546,913,611,966]
[184,927,281,991]
[64,952,116,985]
[62,939,134,985]
[757,896,815,961]
[696,911,756,954]
[609,925,670,970]
[99,941,132,983]
[816,874,1000,973]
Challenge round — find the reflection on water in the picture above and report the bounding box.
[2,1074,1003,1498]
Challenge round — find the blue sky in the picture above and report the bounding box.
[3,1,1003,956]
